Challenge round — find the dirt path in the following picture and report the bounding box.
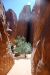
[7,59,31,75]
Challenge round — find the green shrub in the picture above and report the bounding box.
[14,36,32,54]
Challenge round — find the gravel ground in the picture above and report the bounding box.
[7,55,31,75]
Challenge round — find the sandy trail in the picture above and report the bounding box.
[7,58,31,75]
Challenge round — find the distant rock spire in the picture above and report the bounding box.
[19,5,31,22]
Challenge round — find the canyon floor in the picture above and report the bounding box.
[7,54,31,75]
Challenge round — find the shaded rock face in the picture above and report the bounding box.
[19,5,31,22]
[31,1,42,45]
[16,20,28,38]
[16,20,33,44]
[31,1,50,75]
[32,5,40,22]
[32,0,50,45]
[32,0,48,44]
[6,9,17,40]
[26,21,33,43]
[19,5,33,43]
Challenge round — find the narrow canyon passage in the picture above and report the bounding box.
[7,58,31,75]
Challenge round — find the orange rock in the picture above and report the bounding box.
[0,16,14,75]
[31,1,50,75]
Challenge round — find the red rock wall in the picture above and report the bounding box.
[16,21,28,38]
[0,19,14,75]
[31,2,50,75]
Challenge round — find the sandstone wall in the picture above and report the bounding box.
[31,1,50,75]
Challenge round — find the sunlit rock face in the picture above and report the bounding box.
[6,9,17,40]
[0,1,14,74]
[31,0,50,75]
[0,0,6,28]
[0,18,14,75]
[19,5,31,22]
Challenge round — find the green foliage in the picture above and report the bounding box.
[14,36,32,54]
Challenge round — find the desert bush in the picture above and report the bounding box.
[14,36,32,55]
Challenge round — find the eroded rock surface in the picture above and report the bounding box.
[6,9,17,40]
[31,0,50,75]
[0,14,14,75]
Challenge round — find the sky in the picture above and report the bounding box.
[3,0,35,18]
